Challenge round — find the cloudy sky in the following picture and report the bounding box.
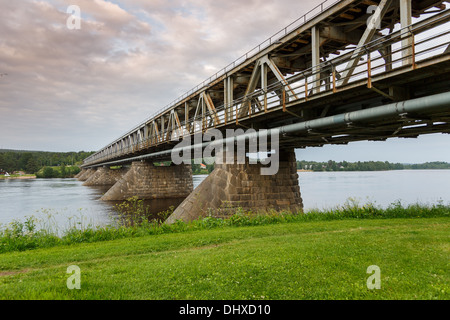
[0,0,449,163]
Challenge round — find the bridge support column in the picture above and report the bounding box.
[78,168,96,182]
[83,166,129,187]
[100,161,193,201]
[311,25,321,94]
[74,169,86,179]
[400,0,413,66]
[166,149,303,224]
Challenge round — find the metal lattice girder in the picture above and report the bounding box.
[339,0,394,86]
[88,91,450,168]
[312,25,321,94]
[400,0,413,66]
[239,55,299,118]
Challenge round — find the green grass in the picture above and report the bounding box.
[1,198,448,254]
[0,201,448,300]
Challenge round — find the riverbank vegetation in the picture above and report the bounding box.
[0,150,94,175]
[0,198,448,254]
[1,150,449,177]
[34,165,81,178]
[0,200,448,300]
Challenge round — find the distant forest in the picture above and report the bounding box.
[297,160,450,172]
[191,159,450,175]
[0,149,95,174]
[1,149,449,176]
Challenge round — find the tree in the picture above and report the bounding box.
[43,167,55,178]
[1,153,14,172]
[60,165,67,178]
[19,153,32,171]
[70,166,81,176]
[26,156,39,174]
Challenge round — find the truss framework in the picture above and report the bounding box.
[84,0,450,167]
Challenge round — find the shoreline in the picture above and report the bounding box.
[0,175,36,180]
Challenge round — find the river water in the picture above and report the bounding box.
[0,170,449,231]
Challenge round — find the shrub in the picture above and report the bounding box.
[42,167,56,178]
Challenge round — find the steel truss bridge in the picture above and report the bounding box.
[83,0,450,168]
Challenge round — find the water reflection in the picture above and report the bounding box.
[85,181,203,226]
[95,175,209,226]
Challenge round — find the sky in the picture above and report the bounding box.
[0,0,449,163]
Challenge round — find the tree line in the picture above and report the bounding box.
[1,149,448,176]
[297,160,450,172]
[0,150,95,175]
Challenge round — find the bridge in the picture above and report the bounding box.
[78,0,450,223]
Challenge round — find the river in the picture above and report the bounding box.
[0,170,449,232]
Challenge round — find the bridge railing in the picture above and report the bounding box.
[84,14,450,166]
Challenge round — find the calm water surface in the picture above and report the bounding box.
[0,170,449,230]
[297,170,450,210]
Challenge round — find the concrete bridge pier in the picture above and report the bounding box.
[83,166,129,187]
[165,148,303,224]
[74,169,86,179]
[77,168,96,182]
[100,161,193,201]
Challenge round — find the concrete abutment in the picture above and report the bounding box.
[74,169,86,179]
[83,149,303,223]
[165,149,303,224]
[100,161,194,201]
[83,166,129,187]
[77,168,96,182]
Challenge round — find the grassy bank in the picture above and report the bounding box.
[0,198,450,253]
[0,199,448,254]
[0,201,448,300]
[0,218,448,300]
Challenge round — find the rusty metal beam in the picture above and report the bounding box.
[339,0,394,86]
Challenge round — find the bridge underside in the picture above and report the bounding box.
[84,58,450,166]
[257,58,450,149]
